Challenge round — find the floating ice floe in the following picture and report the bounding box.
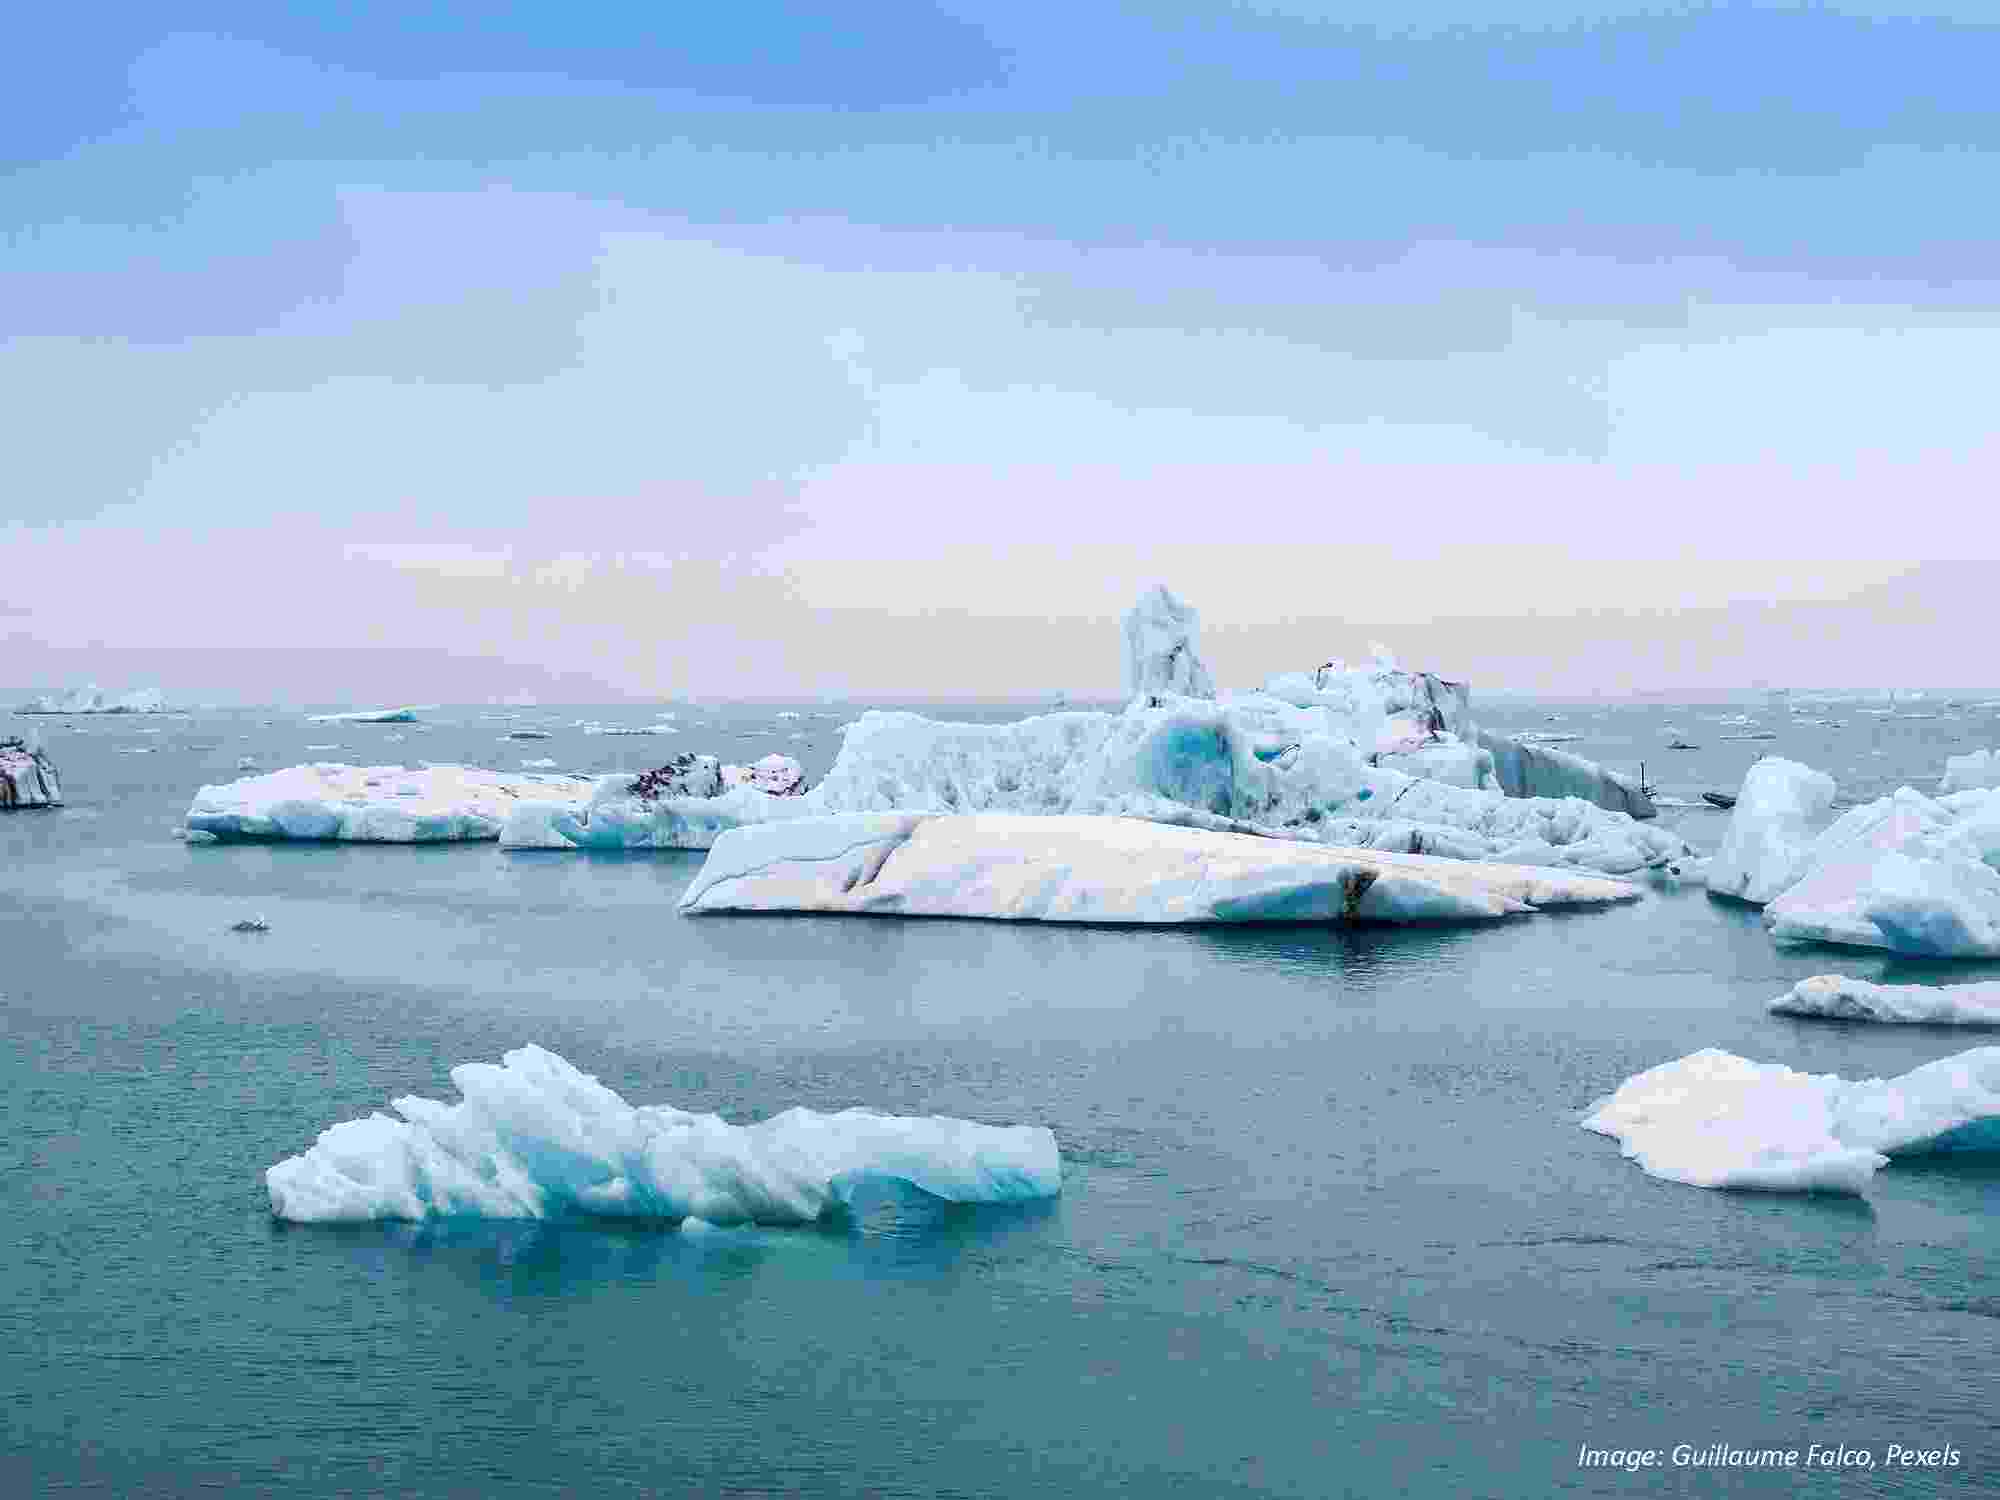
[578,720,680,736]
[1941,749,2000,795]
[185,763,594,842]
[17,684,171,714]
[503,729,553,741]
[0,736,62,808]
[1583,1045,2000,1194]
[307,707,422,724]
[1771,975,2000,1026]
[1476,730,1656,819]
[1708,758,1837,904]
[266,1043,1061,1224]
[499,754,808,850]
[1765,785,2000,957]
[678,812,1638,925]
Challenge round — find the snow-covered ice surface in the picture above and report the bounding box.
[266,1043,1061,1224]
[1707,757,1837,903]
[1764,785,2000,957]
[1122,583,1216,700]
[1583,1045,2000,1193]
[678,812,1638,925]
[18,684,171,714]
[1771,974,2000,1026]
[306,707,422,724]
[186,763,593,842]
[1,738,62,808]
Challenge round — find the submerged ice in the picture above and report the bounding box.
[266,1044,1061,1224]
[1584,1045,2000,1193]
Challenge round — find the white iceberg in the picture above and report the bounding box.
[1,736,61,808]
[498,753,808,851]
[1707,757,1838,904]
[578,720,680,736]
[678,812,1638,925]
[17,684,171,714]
[1940,749,2000,795]
[1771,974,2000,1026]
[1765,786,2000,957]
[266,1043,1060,1224]
[307,707,423,724]
[1476,730,1655,819]
[1583,1045,2000,1194]
[1123,583,1216,700]
[186,763,594,842]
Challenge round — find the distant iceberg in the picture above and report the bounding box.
[266,1043,1061,1224]
[1941,748,2000,795]
[306,706,423,724]
[1771,975,2000,1026]
[186,763,593,842]
[1584,1045,2000,1194]
[18,684,172,714]
[1476,730,1656,819]
[678,812,1639,925]
[1,736,62,808]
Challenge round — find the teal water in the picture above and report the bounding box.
[5,700,2000,1497]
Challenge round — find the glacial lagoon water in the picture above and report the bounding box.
[5,699,2000,1497]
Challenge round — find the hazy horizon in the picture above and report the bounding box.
[8,5,1999,701]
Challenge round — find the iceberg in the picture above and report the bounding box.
[1764,786,2000,956]
[1940,749,2000,795]
[186,763,593,842]
[17,684,170,714]
[0,736,62,808]
[1476,730,1655,819]
[1707,757,1838,904]
[678,812,1638,925]
[497,753,808,851]
[266,1043,1060,1224]
[1583,1045,2000,1194]
[1123,583,1216,700]
[306,707,423,724]
[1771,975,2000,1026]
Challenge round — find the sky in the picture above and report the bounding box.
[5,1,1999,701]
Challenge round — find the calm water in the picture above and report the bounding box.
[5,699,2000,1497]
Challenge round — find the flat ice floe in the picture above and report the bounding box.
[1584,1046,2000,1193]
[266,1044,1061,1224]
[678,812,1638,924]
[1771,974,2000,1026]
[186,763,593,842]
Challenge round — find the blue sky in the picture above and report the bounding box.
[5,2,1998,698]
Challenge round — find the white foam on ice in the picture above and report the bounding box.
[1771,974,2000,1026]
[266,1043,1061,1224]
[186,763,594,842]
[678,812,1638,925]
[1583,1045,2000,1193]
[1708,757,1838,904]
